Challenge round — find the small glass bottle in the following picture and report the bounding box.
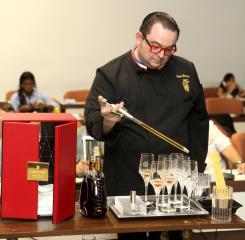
[79,146,107,218]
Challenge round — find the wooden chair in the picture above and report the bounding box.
[203,87,218,98]
[231,132,245,160]
[63,89,90,102]
[205,98,244,115]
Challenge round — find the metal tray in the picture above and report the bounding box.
[108,195,209,219]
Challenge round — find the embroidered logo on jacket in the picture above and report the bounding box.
[182,79,190,92]
[176,74,190,93]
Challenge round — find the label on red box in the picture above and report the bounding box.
[27,162,49,182]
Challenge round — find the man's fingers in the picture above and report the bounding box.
[98,95,107,107]
[97,95,124,119]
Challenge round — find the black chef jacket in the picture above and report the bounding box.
[85,51,209,196]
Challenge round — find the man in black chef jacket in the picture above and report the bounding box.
[85,11,209,240]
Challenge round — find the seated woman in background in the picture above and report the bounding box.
[11,71,58,112]
[217,73,245,98]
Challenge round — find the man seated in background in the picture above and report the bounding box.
[206,120,245,174]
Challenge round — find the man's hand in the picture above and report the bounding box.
[76,160,89,176]
[98,95,124,123]
[98,95,124,135]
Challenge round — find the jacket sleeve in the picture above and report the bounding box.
[188,64,209,173]
[84,68,121,143]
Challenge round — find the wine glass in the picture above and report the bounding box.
[158,154,169,207]
[175,155,190,209]
[164,159,176,213]
[139,153,154,204]
[149,161,164,214]
[170,153,184,204]
[183,160,198,211]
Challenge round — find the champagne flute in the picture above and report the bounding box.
[175,156,190,209]
[183,160,198,211]
[158,154,169,207]
[149,160,164,215]
[170,153,183,204]
[164,159,176,213]
[139,153,154,204]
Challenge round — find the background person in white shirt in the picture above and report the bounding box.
[206,120,245,173]
[11,71,58,112]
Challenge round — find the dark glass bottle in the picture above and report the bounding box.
[79,147,107,218]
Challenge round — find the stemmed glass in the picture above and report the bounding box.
[149,161,164,214]
[183,160,198,211]
[164,159,176,213]
[170,153,183,204]
[175,156,190,209]
[139,153,154,204]
[158,154,169,207]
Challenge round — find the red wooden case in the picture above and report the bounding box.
[0,113,77,224]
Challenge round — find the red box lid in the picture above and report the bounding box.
[2,112,76,122]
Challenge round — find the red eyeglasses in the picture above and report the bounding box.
[143,33,177,56]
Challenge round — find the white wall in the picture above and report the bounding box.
[0,0,245,102]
